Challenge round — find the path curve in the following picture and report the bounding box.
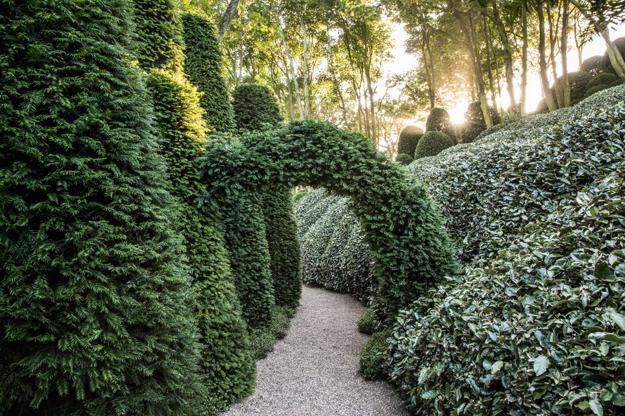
[224,286,408,416]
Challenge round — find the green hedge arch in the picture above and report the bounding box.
[201,121,457,317]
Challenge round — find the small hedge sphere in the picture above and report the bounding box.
[584,84,610,98]
[414,131,455,159]
[581,55,603,74]
[397,125,423,156]
[233,84,284,132]
[395,153,414,165]
[586,72,621,91]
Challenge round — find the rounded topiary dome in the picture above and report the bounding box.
[581,55,603,74]
[232,84,283,132]
[395,153,414,165]
[583,84,610,98]
[397,125,423,156]
[425,108,451,132]
[586,72,621,91]
[462,102,500,143]
[562,71,592,103]
[414,131,455,159]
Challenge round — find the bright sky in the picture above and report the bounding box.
[382,22,625,127]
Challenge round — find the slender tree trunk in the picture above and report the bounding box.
[561,0,571,107]
[482,13,499,112]
[219,0,240,38]
[537,0,558,111]
[547,0,563,108]
[573,14,584,65]
[521,5,529,115]
[299,15,311,117]
[490,0,516,111]
[277,23,304,118]
[423,28,436,108]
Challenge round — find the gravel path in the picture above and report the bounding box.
[223,286,409,416]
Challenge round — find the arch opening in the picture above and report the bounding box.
[201,120,457,317]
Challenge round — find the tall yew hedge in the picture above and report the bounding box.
[131,0,254,412]
[182,13,235,133]
[0,1,205,413]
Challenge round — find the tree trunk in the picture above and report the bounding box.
[299,15,311,118]
[521,5,529,115]
[482,13,499,112]
[421,28,436,108]
[537,0,558,111]
[547,0,563,108]
[219,0,240,38]
[490,0,516,112]
[277,23,304,118]
[561,0,571,107]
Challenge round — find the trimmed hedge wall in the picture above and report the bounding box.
[182,13,235,133]
[201,120,457,317]
[0,1,206,413]
[414,131,454,159]
[233,84,284,132]
[388,103,625,414]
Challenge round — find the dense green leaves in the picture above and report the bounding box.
[414,131,454,159]
[388,99,625,414]
[397,125,423,157]
[201,120,457,317]
[182,13,235,133]
[0,1,205,413]
[232,84,284,132]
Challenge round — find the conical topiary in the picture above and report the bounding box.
[131,0,255,411]
[0,1,205,414]
[182,13,235,133]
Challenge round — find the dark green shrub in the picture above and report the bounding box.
[249,306,295,359]
[414,131,454,159]
[425,107,451,132]
[182,13,235,133]
[232,84,283,132]
[397,125,423,156]
[395,153,414,165]
[262,189,302,309]
[202,120,457,317]
[132,0,184,72]
[358,308,377,335]
[584,84,610,98]
[0,1,206,413]
[389,105,625,414]
[563,71,592,103]
[360,331,390,381]
[462,101,501,142]
[581,55,603,74]
[145,71,254,414]
[587,72,620,91]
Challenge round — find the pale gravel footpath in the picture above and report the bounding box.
[223,286,409,416]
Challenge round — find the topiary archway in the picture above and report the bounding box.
[201,120,457,317]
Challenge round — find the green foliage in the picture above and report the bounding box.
[397,125,423,156]
[145,71,254,414]
[388,104,625,414]
[587,72,620,91]
[262,190,302,309]
[359,331,390,381]
[565,71,592,103]
[201,120,457,317]
[220,190,276,328]
[395,153,414,165]
[0,1,206,413]
[182,13,235,133]
[131,0,184,72]
[298,197,375,302]
[425,107,451,132]
[584,84,610,98]
[414,131,454,159]
[295,189,341,238]
[358,308,377,335]
[249,306,295,359]
[462,102,501,142]
[232,84,283,132]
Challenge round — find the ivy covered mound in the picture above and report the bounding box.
[201,120,457,317]
[389,104,625,415]
[0,1,205,414]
